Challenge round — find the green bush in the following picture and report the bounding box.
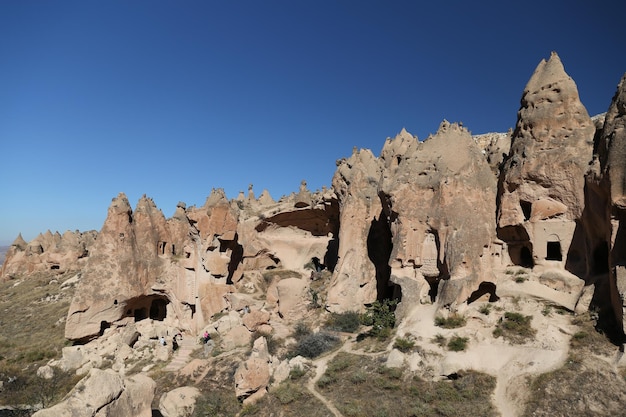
[326,311,361,333]
[393,336,415,353]
[361,299,397,339]
[493,311,536,343]
[447,336,469,351]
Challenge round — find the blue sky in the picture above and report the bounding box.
[1,1,625,245]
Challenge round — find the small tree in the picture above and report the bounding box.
[361,299,397,339]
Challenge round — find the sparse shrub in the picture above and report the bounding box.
[361,299,397,339]
[193,390,240,417]
[447,336,469,351]
[479,304,492,315]
[514,276,527,283]
[327,352,359,372]
[350,369,367,384]
[377,365,403,380]
[433,333,447,347]
[326,311,361,333]
[435,314,467,329]
[293,332,340,358]
[393,336,415,353]
[239,403,259,416]
[316,372,337,388]
[493,311,536,343]
[293,321,311,339]
[541,305,552,316]
[272,382,303,404]
[308,288,322,309]
[289,365,306,380]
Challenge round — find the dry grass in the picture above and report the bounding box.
[521,311,626,416]
[316,352,497,417]
[0,270,81,406]
[241,382,333,417]
[523,354,626,416]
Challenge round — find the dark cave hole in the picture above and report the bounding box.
[546,241,562,261]
[592,242,609,274]
[467,282,500,304]
[520,200,532,221]
[520,246,534,267]
[125,295,170,322]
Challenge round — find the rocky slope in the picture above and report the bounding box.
[2,52,626,417]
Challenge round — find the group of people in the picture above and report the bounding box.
[159,332,183,350]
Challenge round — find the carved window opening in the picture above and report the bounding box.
[158,241,167,255]
[546,241,562,261]
[520,201,532,221]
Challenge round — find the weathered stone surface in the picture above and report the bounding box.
[1,230,96,279]
[497,52,595,272]
[234,356,270,400]
[591,73,626,333]
[242,309,271,332]
[327,147,384,312]
[159,386,200,417]
[32,368,153,417]
[275,277,308,318]
[380,121,498,310]
[98,373,155,417]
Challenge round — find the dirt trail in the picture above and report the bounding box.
[306,341,351,417]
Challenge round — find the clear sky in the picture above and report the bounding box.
[1,1,625,245]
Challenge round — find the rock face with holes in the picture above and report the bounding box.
[497,52,595,274]
[379,122,500,314]
[585,74,626,334]
[65,193,182,341]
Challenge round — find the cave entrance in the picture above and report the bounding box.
[592,242,609,274]
[546,241,562,261]
[125,295,170,322]
[367,211,401,303]
[498,225,533,268]
[150,298,168,320]
[520,246,534,267]
[467,282,499,304]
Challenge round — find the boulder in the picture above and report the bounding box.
[32,369,129,417]
[234,357,270,400]
[159,386,201,417]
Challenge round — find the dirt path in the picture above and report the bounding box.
[306,341,351,417]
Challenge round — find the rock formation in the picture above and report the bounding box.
[1,230,96,278]
[380,121,499,315]
[3,51,626,414]
[497,52,595,272]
